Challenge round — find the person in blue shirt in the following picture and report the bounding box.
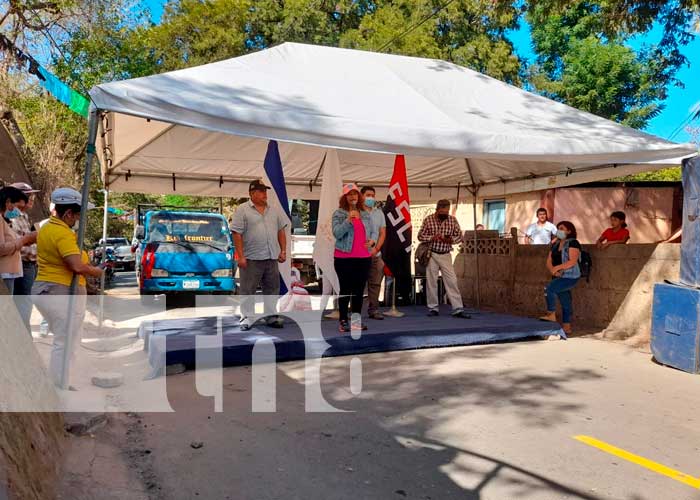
[360,186,387,320]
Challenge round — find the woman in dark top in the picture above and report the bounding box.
[540,221,581,338]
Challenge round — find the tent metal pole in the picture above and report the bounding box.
[465,159,480,310]
[98,188,109,328]
[471,186,480,309]
[60,109,99,389]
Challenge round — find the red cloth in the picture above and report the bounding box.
[600,227,629,242]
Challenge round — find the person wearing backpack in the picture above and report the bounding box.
[539,221,581,338]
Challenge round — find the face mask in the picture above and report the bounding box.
[365,197,376,208]
[556,230,567,240]
[437,214,449,221]
[5,208,20,219]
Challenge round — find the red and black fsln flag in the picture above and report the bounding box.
[382,155,412,304]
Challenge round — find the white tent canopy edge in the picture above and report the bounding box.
[88,42,696,202]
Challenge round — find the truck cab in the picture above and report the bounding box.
[135,209,235,300]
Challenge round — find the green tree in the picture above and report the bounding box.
[528,1,684,128]
[142,0,251,71]
[339,0,522,83]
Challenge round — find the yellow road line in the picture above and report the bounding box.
[574,435,700,489]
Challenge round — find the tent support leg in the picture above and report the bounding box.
[60,109,99,390]
[98,188,109,328]
[471,187,480,309]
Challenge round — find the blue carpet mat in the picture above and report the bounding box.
[138,306,563,375]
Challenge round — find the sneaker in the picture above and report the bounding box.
[368,311,384,320]
[239,318,252,331]
[427,310,439,317]
[350,313,367,331]
[338,320,350,332]
[451,309,471,319]
[266,316,284,328]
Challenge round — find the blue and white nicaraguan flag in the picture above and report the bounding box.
[262,140,292,295]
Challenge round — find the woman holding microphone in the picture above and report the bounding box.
[331,183,378,333]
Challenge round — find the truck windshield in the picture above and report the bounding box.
[148,214,229,248]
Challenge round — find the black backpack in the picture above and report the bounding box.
[579,250,592,282]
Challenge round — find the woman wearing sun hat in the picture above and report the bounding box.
[331,183,378,333]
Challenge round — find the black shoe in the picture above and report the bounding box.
[368,311,384,320]
[427,310,439,317]
[451,310,472,319]
[267,317,284,328]
[338,320,350,333]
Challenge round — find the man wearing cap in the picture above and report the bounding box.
[32,187,102,386]
[230,180,288,331]
[10,182,40,331]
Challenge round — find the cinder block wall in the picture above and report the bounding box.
[455,243,680,344]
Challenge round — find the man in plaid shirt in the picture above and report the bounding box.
[417,199,470,318]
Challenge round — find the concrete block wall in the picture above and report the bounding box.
[455,243,680,344]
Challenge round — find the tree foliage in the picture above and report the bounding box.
[527,1,695,128]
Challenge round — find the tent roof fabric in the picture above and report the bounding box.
[89,42,696,200]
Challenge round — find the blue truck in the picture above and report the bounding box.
[134,208,235,303]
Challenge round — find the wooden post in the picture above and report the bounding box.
[508,227,518,309]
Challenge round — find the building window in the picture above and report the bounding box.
[483,200,506,234]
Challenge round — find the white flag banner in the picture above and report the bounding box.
[312,149,342,295]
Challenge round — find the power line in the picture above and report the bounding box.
[668,105,700,141]
[375,0,456,53]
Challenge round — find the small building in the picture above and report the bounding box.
[414,181,683,245]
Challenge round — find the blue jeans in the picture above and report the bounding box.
[2,278,14,294]
[545,278,579,323]
[14,261,37,332]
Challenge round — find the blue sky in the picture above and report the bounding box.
[144,0,697,144]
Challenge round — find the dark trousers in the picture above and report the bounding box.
[238,259,280,320]
[14,261,37,333]
[334,257,371,321]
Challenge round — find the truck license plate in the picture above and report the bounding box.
[182,280,200,289]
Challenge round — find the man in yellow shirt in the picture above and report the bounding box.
[32,188,102,387]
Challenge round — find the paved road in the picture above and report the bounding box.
[60,338,700,500]
[109,270,137,292]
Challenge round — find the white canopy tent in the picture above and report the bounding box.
[88,42,695,202]
[57,42,695,389]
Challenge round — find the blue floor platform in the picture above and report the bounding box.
[137,306,564,375]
